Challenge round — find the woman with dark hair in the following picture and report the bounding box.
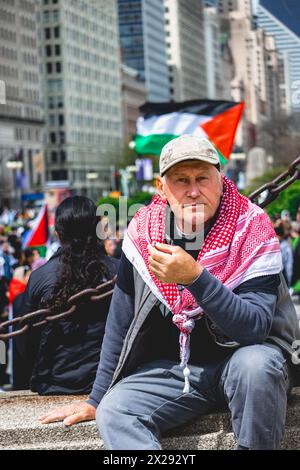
[13,196,119,394]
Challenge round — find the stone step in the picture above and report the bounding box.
[1,440,103,451]
[163,426,300,450]
[2,427,300,451]
[0,388,300,450]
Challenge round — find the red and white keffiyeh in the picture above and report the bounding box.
[122,176,282,392]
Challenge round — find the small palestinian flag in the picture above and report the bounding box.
[133,100,244,165]
[22,204,48,248]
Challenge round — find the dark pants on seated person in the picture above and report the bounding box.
[96,344,289,450]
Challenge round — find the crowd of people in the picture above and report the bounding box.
[272,208,300,296]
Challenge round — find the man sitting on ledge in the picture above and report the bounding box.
[39,135,300,450]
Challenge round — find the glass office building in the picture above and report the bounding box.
[257,0,300,112]
[118,0,170,102]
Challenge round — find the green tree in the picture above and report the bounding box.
[97,191,153,224]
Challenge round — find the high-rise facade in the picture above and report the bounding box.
[204,5,232,100]
[118,0,170,102]
[257,0,300,113]
[0,0,45,206]
[39,0,123,199]
[164,0,207,101]
[230,11,282,124]
[121,64,147,143]
[218,0,252,18]
[215,0,282,154]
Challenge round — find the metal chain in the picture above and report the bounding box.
[1,157,300,341]
[248,156,300,207]
[0,276,116,341]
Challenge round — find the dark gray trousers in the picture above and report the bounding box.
[96,344,289,450]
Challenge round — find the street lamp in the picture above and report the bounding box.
[86,172,98,180]
[128,140,135,150]
[86,171,98,201]
[6,159,24,208]
[6,161,23,170]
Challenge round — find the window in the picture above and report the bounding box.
[52,10,59,22]
[49,132,56,143]
[45,27,51,39]
[47,62,52,74]
[55,44,61,55]
[60,150,66,162]
[54,26,60,38]
[58,114,64,126]
[48,114,55,126]
[57,97,63,108]
[51,170,67,180]
[48,96,54,108]
[47,79,62,92]
[46,45,52,57]
[56,62,61,73]
[51,151,57,162]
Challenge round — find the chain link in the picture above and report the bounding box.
[1,157,300,341]
[248,156,300,208]
[0,277,116,341]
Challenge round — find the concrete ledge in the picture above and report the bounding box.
[1,388,300,450]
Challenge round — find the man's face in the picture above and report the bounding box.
[157,160,223,234]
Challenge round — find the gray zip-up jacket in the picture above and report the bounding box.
[87,263,300,408]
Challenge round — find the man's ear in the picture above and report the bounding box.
[156,176,167,200]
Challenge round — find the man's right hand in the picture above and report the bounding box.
[38,401,96,426]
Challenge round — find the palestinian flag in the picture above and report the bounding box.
[133,100,244,165]
[22,204,48,248]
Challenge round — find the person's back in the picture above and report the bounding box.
[13,196,119,394]
[275,224,294,287]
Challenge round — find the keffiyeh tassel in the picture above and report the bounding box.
[174,316,195,393]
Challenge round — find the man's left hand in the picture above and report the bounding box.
[148,243,203,285]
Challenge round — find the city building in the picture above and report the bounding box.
[264,34,281,118]
[0,0,45,207]
[256,0,300,113]
[118,0,170,102]
[121,64,147,143]
[216,1,281,146]
[38,0,123,200]
[218,0,252,19]
[204,5,232,100]
[164,0,207,101]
